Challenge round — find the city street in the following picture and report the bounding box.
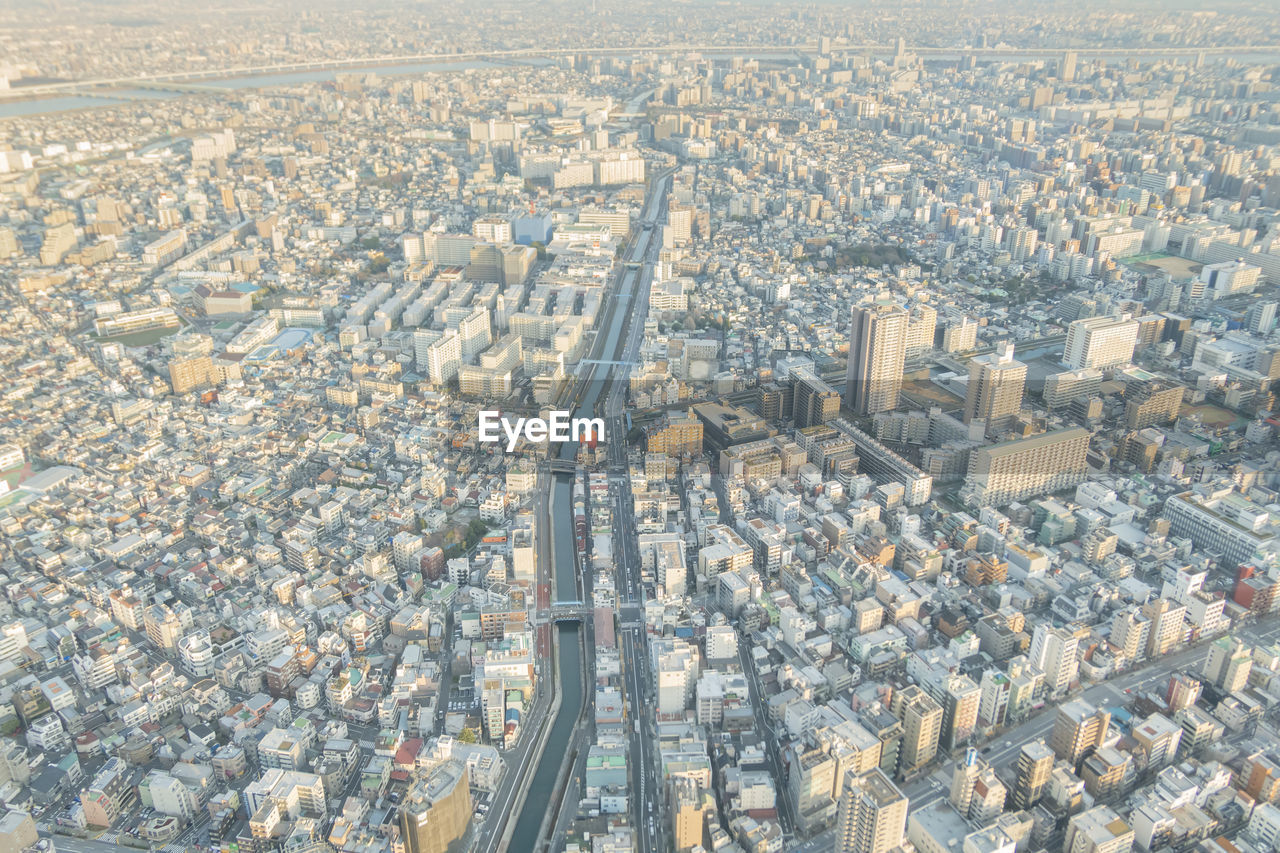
[903,615,1280,811]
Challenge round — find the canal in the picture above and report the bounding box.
[505,187,652,853]
[505,475,583,853]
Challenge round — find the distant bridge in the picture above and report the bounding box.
[8,42,1280,101]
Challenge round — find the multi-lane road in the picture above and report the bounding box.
[604,169,672,853]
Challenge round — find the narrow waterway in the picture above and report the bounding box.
[506,200,649,852]
[506,475,582,853]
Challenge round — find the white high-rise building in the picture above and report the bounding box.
[456,308,492,360]
[1029,624,1079,696]
[651,638,699,717]
[1063,316,1138,370]
[472,216,512,243]
[415,329,462,385]
[392,531,425,573]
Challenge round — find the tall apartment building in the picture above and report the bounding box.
[890,685,942,775]
[1132,713,1182,769]
[845,302,907,416]
[168,333,217,394]
[964,343,1027,436]
[831,419,933,506]
[793,369,841,428]
[962,427,1091,507]
[835,768,908,853]
[80,757,138,829]
[950,751,1006,823]
[942,317,978,353]
[671,776,713,851]
[646,410,704,458]
[472,215,512,243]
[141,230,188,267]
[1109,608,1151,664]
[399,761,471,853]
[1043,368,1103,409]
[1201,259,1261,298]
[1029,624,1080,695]
[414,329,463,385]
[1141,598,1186,659]
[1012,740,1055,809]
[455,307,492,360]
[1063,316,1139,370]
[1247,301,1277,335]
[905,304,937,359]
[1242,751,1280,805]
[1124,380,1183,429]
[1051,699,1110,769]
[1203,635,1252,693]
[791,746,838,834]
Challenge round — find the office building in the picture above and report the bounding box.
[845,302,908,416]
[1163,489,1278,567]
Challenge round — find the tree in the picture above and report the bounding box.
[458,727,478,744]
[464,519,490,550]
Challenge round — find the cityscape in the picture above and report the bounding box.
[5,3,1280,853]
